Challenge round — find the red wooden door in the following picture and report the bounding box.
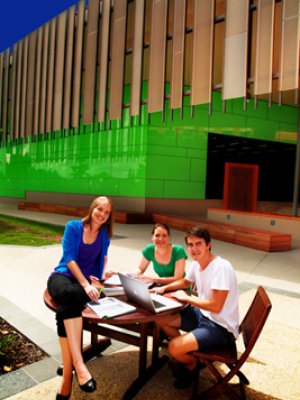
[223,162,259,211]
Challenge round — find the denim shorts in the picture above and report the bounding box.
[180,306,236,354]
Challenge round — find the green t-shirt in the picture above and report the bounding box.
[142,244,187,277]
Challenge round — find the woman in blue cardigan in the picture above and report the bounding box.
[47,196,114,399]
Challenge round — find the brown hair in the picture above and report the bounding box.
[82,196,114,238]
[185,226,211,247]
[151,223,170,235]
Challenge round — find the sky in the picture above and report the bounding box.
[0,0,79,52]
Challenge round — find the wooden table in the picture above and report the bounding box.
[44,289,182,399]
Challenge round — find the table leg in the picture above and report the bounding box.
[138,323,148,375]
[123,322,168,400]
[151,322,160,366]
[82,322,112,362]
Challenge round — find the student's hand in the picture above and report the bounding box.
[103,271,115,279]
[84,283,100,302]
[150,286,165,295]
[137,275,153,283]
[90,275,103,289]
[170,290,190,302]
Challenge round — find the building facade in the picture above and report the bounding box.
[0,0,299,217]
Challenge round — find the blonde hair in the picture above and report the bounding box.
[82,196,114,238]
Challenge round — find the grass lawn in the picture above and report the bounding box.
[0,214,64,246]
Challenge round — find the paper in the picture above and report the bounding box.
[104,274,122,285]
[87,297,136,318]
[103,286,125,296]
[105,273,154,288]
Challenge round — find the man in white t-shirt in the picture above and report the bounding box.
[153,226,239,389]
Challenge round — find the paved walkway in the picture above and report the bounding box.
[0,203,300,399]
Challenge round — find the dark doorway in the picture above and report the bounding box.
[206,133,296,201]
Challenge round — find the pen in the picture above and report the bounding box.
[98,287,104,296]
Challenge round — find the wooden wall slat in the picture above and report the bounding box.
[0,52,3,132]
[46,18,57,134]
[223,0,249,100]
[15,41,23,139]
[33,28,43,135]
[97,0,111,123]
[39,24,49,134]
[148,0,168,114]
[83,0,100,125]
[20,37,29,138]
[191,0,215,106]
[2,0,300,144]
[254,0,275,96]
[130,0,145,117]
[109,0,127,121]
[25,31,37,136]
[10,44,18,139]
[2,49,10,138]
[63,5,75,130]
[279,0,300,93]
[170,0,186,110]
[53,11,67,131]
[72,0,85,128]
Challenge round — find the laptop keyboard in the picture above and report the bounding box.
[153,299,164,309]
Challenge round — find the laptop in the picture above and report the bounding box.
[118,273,182,313]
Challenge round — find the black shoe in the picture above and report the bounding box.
[171,362,187,378]
[79,378,97,393]
[173,365,200,389]
[159,330,170,343]
[56,364,64,376]
[172,360,205,378]
[56,364,74,376]
[56,393,70,400]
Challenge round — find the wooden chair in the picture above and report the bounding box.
[191,286,272,400]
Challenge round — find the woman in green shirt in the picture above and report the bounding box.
[136,223,188,285]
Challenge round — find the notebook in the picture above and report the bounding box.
[87,296,136,319]
[118,273,182,313]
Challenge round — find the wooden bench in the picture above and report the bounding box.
[152,213,292,252]
[16,201,292,251]
[18,201,152,224]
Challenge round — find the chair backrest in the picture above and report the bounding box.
[239,286,272,356]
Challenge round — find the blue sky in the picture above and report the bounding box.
[0,0,79,52]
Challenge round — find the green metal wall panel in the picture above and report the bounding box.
[0,126,147,199]
[188,148,207,159]
[246,117,281,141]
[0,88,298,203]
[164,181,205,199]
[243,100,269,119]
[145,180,164,197]
[147,145,186,157]
[148,127,177,146]
[278,122,298,140]
[191,159,207,182]
[147,155,190,180]
[208,112,247,135]
[267,104,298,124]
[177,128,208,149]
